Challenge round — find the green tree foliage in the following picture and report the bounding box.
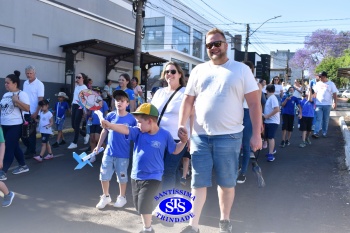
[316,49,350,87]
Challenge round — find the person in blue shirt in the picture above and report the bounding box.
[299,90,315,148]
[51,92,70,148]
[93,90,137,210]
[101,103,188,233]
[280,87,302,147]
[86,87,109,155]
[113,73,136,112]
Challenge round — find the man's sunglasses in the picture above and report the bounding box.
[76,76,82,79]
[164,69,177,75]
[205,40,225,49]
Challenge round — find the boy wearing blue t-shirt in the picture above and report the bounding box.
[299,90,315,148]
[52,92,70,148]
[94,90,136,210]
[101,103,187,233]
[280,87,302,147]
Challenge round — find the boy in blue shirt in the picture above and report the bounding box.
[94,90,136,209]
[51,92,70,148]
[280,87,302,147]
[299,90,315,148]
[101,103,188,233]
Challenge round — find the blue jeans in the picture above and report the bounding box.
[190,132,242,188]
[2,124,26,173]
[161,140,186,191]
[240,108,252,175]
[314,105,331,135]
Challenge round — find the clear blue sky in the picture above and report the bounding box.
[180,0,350,54]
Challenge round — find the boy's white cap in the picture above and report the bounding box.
[55,92,69,99]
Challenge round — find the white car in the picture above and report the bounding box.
[341,90,350,98]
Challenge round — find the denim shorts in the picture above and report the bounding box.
[190,132,242,188]
[55,118,65,131]
[99,155,129,183]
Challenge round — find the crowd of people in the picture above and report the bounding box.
[0,27,339,233]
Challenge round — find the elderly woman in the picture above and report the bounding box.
[0,71,30,180]
[151,61,189,191]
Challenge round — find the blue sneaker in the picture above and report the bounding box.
[0,171,7,181]
[2,191,15,207]
[267,153,275,162]
[12,165,29,175]
[272,149,277,154]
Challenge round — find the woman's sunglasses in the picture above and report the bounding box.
[76,76,82,79]
[205,40,225,49]
[165,69,177,75]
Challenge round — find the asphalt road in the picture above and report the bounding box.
[0,116,349,233]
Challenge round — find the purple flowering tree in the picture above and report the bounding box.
[290,29,350,75]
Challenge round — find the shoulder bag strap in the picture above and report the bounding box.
[157,86,182,126]
[17,91,31,123]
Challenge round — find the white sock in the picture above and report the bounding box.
[143,226,152,231]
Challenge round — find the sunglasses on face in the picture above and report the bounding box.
[76,76,82,79]
[164,69,177,75]
[205,40,225,49]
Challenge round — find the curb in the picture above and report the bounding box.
[339,116,350,170]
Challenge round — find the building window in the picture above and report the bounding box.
[171,58,189,74]
[143,17,165,50]
[192,29,202,58]
[172,18,190,54]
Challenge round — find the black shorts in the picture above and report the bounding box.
[282,114,295,131]
[183,145,191,159]
[41,133,51,143]
[89,124,102,134]
[131,179,161,214]
[299,116,313,132]
[264,123,279,139]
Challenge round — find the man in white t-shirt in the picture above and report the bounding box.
[22,65,45,158]
[312,71,337,138]
[178,28,262,233]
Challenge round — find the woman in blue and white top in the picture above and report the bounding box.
[114,73,136,112]
[0,71,30,180]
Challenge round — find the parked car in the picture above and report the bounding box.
[338,89,346,97]
[341,90,350,98]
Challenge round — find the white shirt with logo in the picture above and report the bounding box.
[313,80,338,105]
[0,91,30,125]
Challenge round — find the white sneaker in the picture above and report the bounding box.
[89,155,96,163]
[96,194,112,209]
[114,195,127,208]
[84,134,90,144]
[67,143,77,149]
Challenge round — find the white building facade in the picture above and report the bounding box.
[270,50,303,84]
[143,0,235,88]
[0,0,155,100]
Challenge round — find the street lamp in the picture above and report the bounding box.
[244,15,281,62]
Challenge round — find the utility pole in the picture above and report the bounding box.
[133,0,145,80]
[244,16,281,62]
[285,49,290,82]
[244,24,250,62]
